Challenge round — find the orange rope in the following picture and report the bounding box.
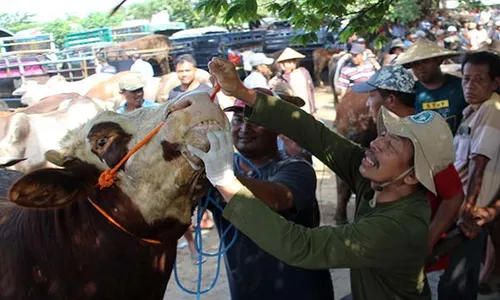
[96,121,166,190]
[87,197,162,244]
[210,84,220,102]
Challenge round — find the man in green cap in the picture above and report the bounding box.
[177,58,457,300]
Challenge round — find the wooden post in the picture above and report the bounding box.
[81,51,88,78]
[17,56,25,82]
[66,52,74,81]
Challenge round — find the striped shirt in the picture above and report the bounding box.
[454,93,500,207]
[338,63,376,90]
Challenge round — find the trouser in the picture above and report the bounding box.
[438,229,487,300]
[427,270,445,300]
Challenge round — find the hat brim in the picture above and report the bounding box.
[352,81,377,93]
[379,107,436,194]
[396,52,461,67]
[121,84,145,91]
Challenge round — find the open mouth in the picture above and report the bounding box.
[362,150,379,169]
[181,120,224,170]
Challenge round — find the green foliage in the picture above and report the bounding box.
[41,19,72,49]
[387,0,422,24]
[0,12,38,33]
[197,0,400,43]
[458,0,486,11]
[79,12,126,30]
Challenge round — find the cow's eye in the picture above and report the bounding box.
[98,137,108,148]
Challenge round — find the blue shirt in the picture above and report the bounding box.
[208,154,334,300]
[415,74,468,135]
[115,100,158,114]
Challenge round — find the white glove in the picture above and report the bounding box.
[187,130,236,187]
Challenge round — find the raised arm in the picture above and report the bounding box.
[206,58,366,191]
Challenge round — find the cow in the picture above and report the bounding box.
[333,89,377,225]
[0,96,104,173]
[13,73,113,106]
[312,48,343,87]
[0,91,228,299]
[85,71,161,109]
[100,34,171,75]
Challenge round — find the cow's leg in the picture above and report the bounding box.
[313,62,322,87]
[334,175,351,225]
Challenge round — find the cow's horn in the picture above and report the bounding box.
[45,149,66,167]
[0,157,27,168]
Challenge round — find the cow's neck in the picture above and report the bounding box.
[92,187,189,244]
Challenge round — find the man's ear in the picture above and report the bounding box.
[403,171,419,186]
[8,168,94,208]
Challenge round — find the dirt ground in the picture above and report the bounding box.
[163,87,355,300]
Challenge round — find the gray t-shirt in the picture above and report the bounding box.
[167,83,214,101]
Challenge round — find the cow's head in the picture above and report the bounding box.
[8,91,228,224]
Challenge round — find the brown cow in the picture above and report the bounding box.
[312,48,343,86]
[0,92,228,299]
[333,89,377,224]
[101,35,171,75]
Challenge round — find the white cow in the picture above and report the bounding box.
[13,73,114,106]
[0,96,103,172]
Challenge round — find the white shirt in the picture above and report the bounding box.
[130,59,154,78]
[243,71,268,89]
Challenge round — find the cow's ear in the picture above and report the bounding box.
[8,168,94,208]
[7,113,30,144]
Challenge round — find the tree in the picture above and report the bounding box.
[195,0,438,43]
[0,12,38,33]
[79,12,126,30]
[42,19,72,49]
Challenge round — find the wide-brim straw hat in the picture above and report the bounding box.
[276,47,306,63]
[394,38,460,67]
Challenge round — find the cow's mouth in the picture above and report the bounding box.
[181,120,224,170]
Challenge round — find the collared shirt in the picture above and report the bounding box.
[115,100,158,114]
[454,93,500,207]
[243,71,268,89]
[130,59,154,78]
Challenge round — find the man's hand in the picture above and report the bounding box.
[458,217,483,239]
[472,206,498,226]
[208,58,257,106]
[187,130,236,187]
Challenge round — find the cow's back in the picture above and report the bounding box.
[335,90,377,147]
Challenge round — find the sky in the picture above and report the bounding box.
[4,0,146,22]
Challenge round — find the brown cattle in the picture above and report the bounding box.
[101,35,171,74]
[0,96,103,173]
[0,92,228,299]
[333,89,377,224]
[313,48,343,86]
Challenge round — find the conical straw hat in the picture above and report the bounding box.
[276,47,306,63]
[394,38,460,67]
